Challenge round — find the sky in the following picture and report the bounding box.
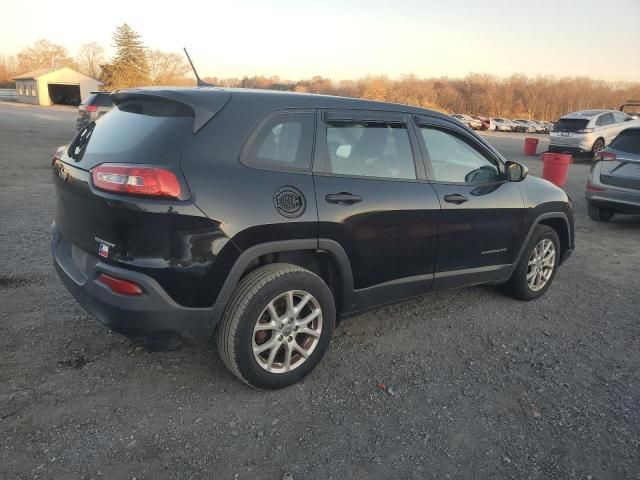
[2,0,639,82]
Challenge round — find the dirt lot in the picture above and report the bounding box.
[0,102,638,480]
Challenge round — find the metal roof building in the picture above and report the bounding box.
[14,67,102,106]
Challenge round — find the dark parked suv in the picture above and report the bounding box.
[52,87,574,389]
[76,91,114,131]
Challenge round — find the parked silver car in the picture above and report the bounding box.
[586,127,640,220]
[549,109,638,158]
[514,119,538,133]
[451,114,482,130]
[492,117,513,132]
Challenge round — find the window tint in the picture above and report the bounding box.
[596,113,614,126]
[553,118,589,132]
[610,129,640,154]
[244,113,314,171]
[420,127,501,184]
[93,94,114,107]
[325,121,416,179]
[68,98,194,167]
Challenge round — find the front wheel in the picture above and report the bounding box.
[588,203,614,221]
[503,225,560,301]
[217,263,336,389]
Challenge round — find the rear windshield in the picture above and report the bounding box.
[610,129,640,155]
[553,119,589,132]
[82,93,114,107]
[67,98,194,168]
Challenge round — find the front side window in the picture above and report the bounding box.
[325,121,416,180]
[243,112,314,171]
[420,127,501,184]
[596,113,614,126]
[613,111,629,123]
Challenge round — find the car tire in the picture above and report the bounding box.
[216,263,336,390]
[503,225,560,301]
[591,138,605,159]
[588,203,614,221]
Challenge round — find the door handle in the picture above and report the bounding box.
[325,192,362,205]
[443,194,469,205]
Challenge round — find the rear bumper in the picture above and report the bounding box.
[52,225,223,342]
[586,167,640,214]
[586,189,640,214]
[549,133,594,152]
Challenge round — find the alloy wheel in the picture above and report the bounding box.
[592,138,605,157]
[526,239,556,291]
[252,290,323,373]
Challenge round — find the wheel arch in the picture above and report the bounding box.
[214,239,355,319]
[512,212,573,272]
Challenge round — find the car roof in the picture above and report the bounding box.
[113,86,452,121]
[561,109,615,119]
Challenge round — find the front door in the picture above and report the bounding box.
[413,115,526,289]
[313,110,440,311]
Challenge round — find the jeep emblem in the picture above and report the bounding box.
[274,186,306,218]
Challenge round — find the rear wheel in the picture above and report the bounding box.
[216,263,336,390]
[503,225,560,301]
[588,203,614,221]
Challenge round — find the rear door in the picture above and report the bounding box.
[414,115,526,288]
[313,110,440,309]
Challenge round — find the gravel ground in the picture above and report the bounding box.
[0,102,639,480]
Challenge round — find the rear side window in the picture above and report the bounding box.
[420,127,500,184]
[596,113,615,126]
[324,121,416,180]
[67,98,194,168]
[242,112,315,172]
[610,130,640,154]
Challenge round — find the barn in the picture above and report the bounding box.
[14,67,102,106]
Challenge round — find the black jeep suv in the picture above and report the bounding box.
[52,87,574,389]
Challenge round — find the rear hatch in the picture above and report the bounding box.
[599,129,640,190]
[54,89,231,260]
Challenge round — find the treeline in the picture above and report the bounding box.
[204,74,640,121]
[2,23,638,121]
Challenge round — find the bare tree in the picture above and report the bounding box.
[17,39,75,73]
[147,49,192,86]
[76,42,105,79]
[0,55,19,87]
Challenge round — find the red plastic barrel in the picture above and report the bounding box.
[524,137,539,156]
[541,153,572,188]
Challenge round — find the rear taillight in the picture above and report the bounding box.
[85,105,98,113]
[586,180,605,192]
[595,151,616,161]
[52,145,65,165]
[91,164,182,199]
[97,274,143,296]
[576,128,594,134]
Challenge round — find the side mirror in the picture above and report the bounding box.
[505,161,528,182]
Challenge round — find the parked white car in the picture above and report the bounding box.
[549,109,639,158]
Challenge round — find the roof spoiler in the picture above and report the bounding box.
[184,48,213,87]
[111,88,231,133]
